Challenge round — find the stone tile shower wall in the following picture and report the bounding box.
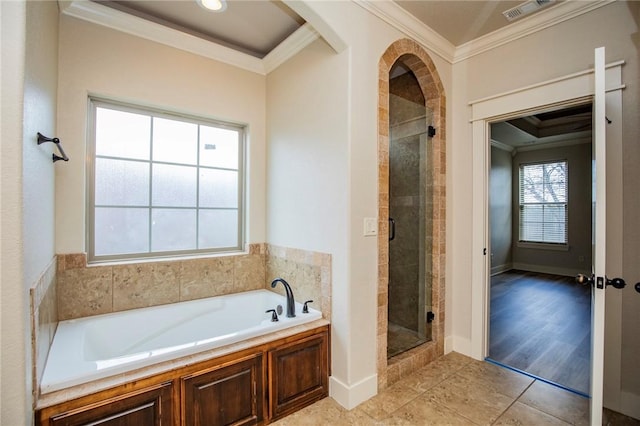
[377,39,446,389]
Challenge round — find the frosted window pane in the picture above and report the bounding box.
[95,158,149,206]
[95,108,150,160]
[199,169,238,208]
[200,126,239,169]
[152,164,197,207]
[199,210,238,248]
[152,209,196,251]
[152,118,198,165]
[95,208,149,255]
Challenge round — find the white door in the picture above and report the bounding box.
[590,45,628,426]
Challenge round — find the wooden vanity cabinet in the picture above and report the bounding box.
[36,324,329,426]
[268,330,329,421]
[41,381,173,426]
[181,354,263,426]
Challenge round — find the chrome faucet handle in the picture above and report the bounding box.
[265,309,279,322]
[302,300,314,314]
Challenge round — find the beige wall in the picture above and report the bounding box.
[451,0,640,413]
[1,2,27,423]
[56,15,267,254]
[266,1,452,407]
[1,1,59,424]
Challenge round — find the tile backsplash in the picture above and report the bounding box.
[30,257,58,402]
[56,243,330,321]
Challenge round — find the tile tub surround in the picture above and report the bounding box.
[266,244,331,321]
[30,257,58,403]
[55,244,331,321]
[377,38,447,389]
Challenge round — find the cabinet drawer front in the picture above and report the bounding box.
[182,355,263,426]
[47,382,173,426]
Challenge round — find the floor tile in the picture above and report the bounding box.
[518,380,589,426]
[382,392,480,425]
[456,360,534,398]
[270,397,365,425]
[394,357,458,394]
[422,373,515,425]
[494,401,572,425]
[357,381,421,421]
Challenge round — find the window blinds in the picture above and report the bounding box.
[519,161,568,244]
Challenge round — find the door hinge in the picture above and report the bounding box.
[483,248,487,255]
[426,311,435,323]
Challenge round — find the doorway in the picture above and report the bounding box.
[487,104,593,395]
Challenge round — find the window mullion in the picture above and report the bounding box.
[196,125,201,250]
[148,116,154,254]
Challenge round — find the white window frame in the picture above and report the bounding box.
[86,97,245,263]
[518,160,568,246]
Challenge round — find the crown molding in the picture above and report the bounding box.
[490,139,515,152]
[453,0,615,63]
[263,23,319,74]
[355,0,456,63]
[515,136,592,153]
[357,0,613,65]
[60,0,319,76]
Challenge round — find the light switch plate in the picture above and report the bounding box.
[363,217,378,236]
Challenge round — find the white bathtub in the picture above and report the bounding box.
[41,289,321,394]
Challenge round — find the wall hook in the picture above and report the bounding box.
[37,132,69,163]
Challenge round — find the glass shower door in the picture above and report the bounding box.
[387,79,434,358]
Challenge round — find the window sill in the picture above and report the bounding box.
[517,241,569,251]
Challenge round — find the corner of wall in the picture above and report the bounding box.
[329,374,378,410]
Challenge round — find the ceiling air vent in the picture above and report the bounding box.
[502,0,555,22]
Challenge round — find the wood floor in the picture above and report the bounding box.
[489,270,591,395]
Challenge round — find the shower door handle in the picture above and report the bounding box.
[389,217,396,241]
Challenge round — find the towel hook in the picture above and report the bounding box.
[37,132,69,163]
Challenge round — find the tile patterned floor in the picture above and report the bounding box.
[272,352,638,425]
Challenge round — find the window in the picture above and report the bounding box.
[519,161,568,244]
[87,98,244,262]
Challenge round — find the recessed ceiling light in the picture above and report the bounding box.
[198,0,227,12]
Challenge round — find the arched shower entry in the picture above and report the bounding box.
[377,39,446,389]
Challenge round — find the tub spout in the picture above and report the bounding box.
[270,278,296,318]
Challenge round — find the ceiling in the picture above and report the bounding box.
[97,0,305,58]
[95,0,564,57]
[394,0,561,46]
[491,104,592,150]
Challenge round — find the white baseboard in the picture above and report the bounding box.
[511,262,584,277]
[449,335,473,358]
[329,374,377,410]
[444,335,454,354]
[491,263,513,276]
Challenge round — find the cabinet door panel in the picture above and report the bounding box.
[269,332,328,420]
[48,382,173,426]
[182,355,262,426]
